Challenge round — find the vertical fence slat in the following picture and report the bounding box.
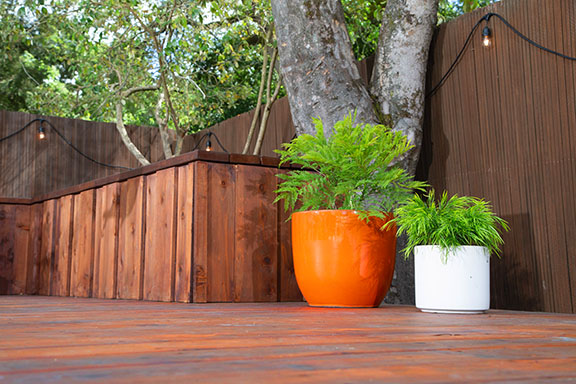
[38,200,55,296]
[117,177,145,300]
[175,164,194,303]
[277,170,303,302]
[192,161,209,303]
[93,183,120,299]
[70,190,95,298]
[143,169,176,301]
[52,196,73,296]
[206,163,236,302]
[233,165,278,302]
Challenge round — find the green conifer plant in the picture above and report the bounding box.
[391,189,510,260]
[274,114,427,225]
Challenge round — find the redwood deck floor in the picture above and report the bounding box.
[1,296,575,383]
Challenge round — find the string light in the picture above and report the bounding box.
[38,124,46,140]
[191,131,229,153]
[0,118,132,169]
[482,26,492,48]
[427,12,576,98]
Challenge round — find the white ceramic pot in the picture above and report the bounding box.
[414,245,490,314]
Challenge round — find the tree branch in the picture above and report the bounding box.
[242,26,273,155]
[122,85,160,98]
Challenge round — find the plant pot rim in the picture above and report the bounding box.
[292,209,393,215]
[415,245,489,251]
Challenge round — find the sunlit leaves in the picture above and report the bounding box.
[392,190,510,259]
[275,114,427,222]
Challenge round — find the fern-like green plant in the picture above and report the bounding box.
[391,189,510,260]
[274,114,427,224]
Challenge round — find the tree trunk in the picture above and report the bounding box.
[253,75,282,155]
[272,0,438,305]
[242,27,273,155]
[115,101,151,166]
[155,92,174,159]
[271,0,378,136]
[174,134,184,157]
[371,0,438,175]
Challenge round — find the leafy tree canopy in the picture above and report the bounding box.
[0,0,494,131]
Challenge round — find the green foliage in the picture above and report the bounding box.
[0,0,497,130]
[342,0,386,60]
[438,0,496,24]
[391,189,509,260]
[274,114,427,224]
[0,0,274,132]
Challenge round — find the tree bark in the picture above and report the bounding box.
[271,0,378,136]
[154,92,174,159]
[253,65,282,155]
[272,0,439,305]
[371,0,439,175]
[115,101,151,166]
[242,27,273,155]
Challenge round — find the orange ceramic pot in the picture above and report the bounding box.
[292,210,396,308]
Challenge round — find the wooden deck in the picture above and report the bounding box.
[1,296,575,383]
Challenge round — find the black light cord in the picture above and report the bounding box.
[426,16,485,98]
[427,12,576,98]
[42,120,133,170]
[0,118,43,143]
[487,12,576,61]
[210,132,229,153]
[191,131,229,153]
[191,132,208,151]
[0,118,133,170]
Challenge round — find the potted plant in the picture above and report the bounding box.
[275,114,426,307]
[392,190,509,313]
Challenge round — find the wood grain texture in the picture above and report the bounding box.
[143,169,177,301]
[25,204,43,295]
[0,205,17,294]
[192,162,209,303]
[175,164,194,303]
[93,183,120,299]
[70,190,95,298]
[10,205,31,295]
[38,200,55,296]
[0,205,30,295]
[425,0,576,313]
[51,196,73,296]
[1,296,575,383]
[205,162,235,302]
[3,161,304,304]
[277,170,302,302]
[234,165,278,302]
[117,177,145,300]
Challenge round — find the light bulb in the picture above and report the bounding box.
[206,139,212,151]
[482,26,492,48]
[38,126,46,140]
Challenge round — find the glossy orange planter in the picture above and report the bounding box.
[292,210,396,308]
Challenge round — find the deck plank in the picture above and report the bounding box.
[0,296,575,383]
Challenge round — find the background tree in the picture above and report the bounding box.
[1,0,494,163]
[271,0,498,304]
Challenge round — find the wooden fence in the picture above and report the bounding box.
[0,60,377,198]
[0,151,302,303]
[422,0,576,313]
[0,100,298,198]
